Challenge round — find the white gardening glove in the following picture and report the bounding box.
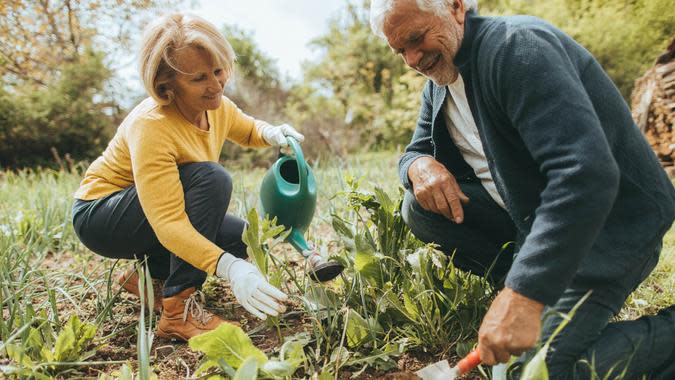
[216,253,288,320]
[259,123,305,147]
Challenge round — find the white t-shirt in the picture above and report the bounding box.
[443,74,506,209]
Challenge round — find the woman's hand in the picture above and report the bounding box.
[216,253,288,319]
[259,122,305,146]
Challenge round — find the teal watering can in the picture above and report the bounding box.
[259,136,344,282]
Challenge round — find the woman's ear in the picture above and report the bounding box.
[157,83,175,102]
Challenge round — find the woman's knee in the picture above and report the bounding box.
[179,162,233,201]
[216,215,248,258]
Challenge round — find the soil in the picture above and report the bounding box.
[26,245,485,379]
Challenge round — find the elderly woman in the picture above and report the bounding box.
[71,13,301,341]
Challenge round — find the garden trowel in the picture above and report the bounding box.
[416,350,481,380]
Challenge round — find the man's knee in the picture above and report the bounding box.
[401,190,438,243]
[401,190,417,228]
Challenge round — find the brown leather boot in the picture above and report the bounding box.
[118,268,164,312]
[156,287,236,341]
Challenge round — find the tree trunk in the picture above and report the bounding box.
[631,36,675,176]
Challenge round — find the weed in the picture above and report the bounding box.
[188,323,308,379]
[0,154,673,378]
[3,313,98,378]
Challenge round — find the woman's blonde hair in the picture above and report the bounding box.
[139,13,236,105]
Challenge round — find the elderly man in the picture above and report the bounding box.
[370,0,675,378]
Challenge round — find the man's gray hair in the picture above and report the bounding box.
[370,0,478,39]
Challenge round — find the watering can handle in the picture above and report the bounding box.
[286,136,309,197]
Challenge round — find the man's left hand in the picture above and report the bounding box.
[478,287,545,365]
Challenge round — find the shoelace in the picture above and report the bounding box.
[182,290,213,325]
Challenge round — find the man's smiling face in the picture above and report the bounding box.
[383,0,466,86]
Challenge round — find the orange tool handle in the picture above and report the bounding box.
[456,349,482,374]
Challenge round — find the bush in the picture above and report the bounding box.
[0,51,115,169]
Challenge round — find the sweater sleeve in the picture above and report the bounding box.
[223,98,269,148]
[398,80,436,189]
[490,28,620,305]
[126,119,224,274]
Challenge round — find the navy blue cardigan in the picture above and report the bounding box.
[399,11,675,305]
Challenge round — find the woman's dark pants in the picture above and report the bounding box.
[72,162,247,297]
[401,180,675,379]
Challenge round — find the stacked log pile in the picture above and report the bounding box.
[631,37,675,173]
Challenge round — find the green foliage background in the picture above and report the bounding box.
[0,52,114,168]
[291,0,675,153]
[0,0,672,168]
[483,0,675,99]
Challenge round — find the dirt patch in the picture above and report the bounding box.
[19,240,482,379]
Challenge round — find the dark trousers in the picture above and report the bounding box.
[401,180,517,284]
[72,162,248,297]
[401,181,675,379]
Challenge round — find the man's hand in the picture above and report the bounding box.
[478,288,545,365]
[408,156,469,223]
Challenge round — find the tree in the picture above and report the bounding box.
[218,24,293,167]
[222,24,289,123]
[0,0,184,87]
[0,51,113,168]
[285,0,424,153]
[0,0,188,168]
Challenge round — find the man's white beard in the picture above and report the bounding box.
[429,66,459,86]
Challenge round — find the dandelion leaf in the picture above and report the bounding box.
[345,309,370,348]
[355,244,383,286]
[233,356,259,380]
[54,314,97,362]
[262,360,294,377]
[189,323,267,369]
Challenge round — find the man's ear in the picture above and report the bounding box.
[451,0,466,24]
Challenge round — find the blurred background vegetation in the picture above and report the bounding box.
[1,0,673,169]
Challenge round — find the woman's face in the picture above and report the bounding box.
[170,45,227,119]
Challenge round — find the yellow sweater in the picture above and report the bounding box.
[74,97,269,274]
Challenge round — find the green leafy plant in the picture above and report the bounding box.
[297,177,494,374]
[3,154,671,378]
[241,208,289,284]
[2,314,97,378]
[188,323,308,379]
[97,363,159,380]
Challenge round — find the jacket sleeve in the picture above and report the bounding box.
[398,80,436,189]
[490,27,620,305]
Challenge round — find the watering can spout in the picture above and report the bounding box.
[288,229,310,252]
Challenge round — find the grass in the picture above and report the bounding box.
[0,151,673,379]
